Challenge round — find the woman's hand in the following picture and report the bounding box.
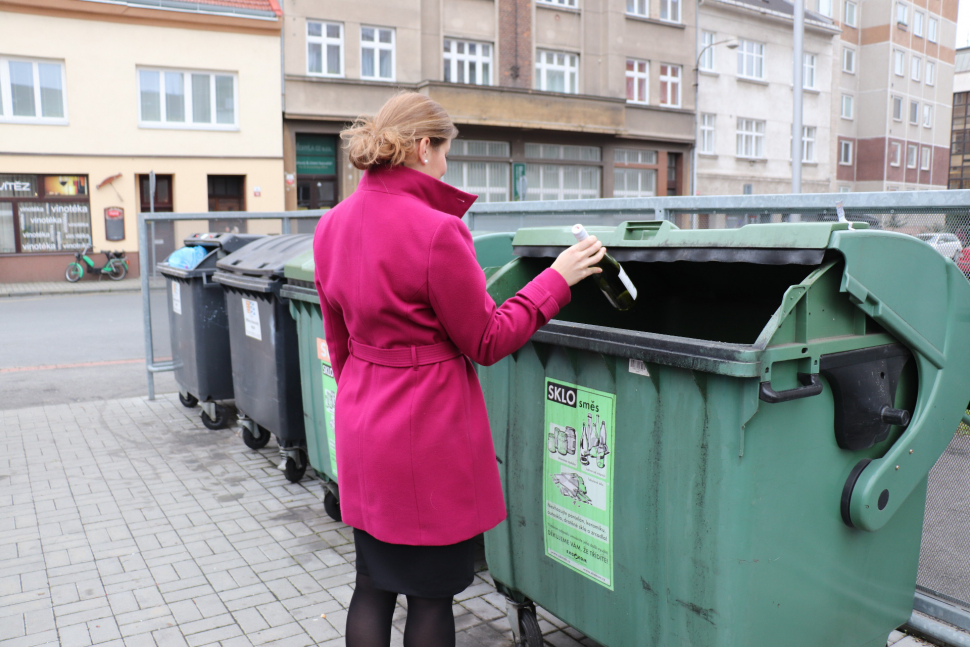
[550,236,607,287]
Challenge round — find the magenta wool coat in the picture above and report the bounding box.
[313,165,571,546]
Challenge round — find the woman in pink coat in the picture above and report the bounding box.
[313,92,605,647]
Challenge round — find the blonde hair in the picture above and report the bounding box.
[342,92,459,171]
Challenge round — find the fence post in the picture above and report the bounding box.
[138,214,155,400]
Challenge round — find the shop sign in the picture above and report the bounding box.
[18,202,91,253]
[105,207,125,241]
[296,157,336,175]
[296,134,337,176]
[0,175,38,198]
[43,176,88,196]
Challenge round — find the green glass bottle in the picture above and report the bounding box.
[572,224,637,311]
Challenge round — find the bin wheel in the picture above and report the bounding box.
[201,405,227,430]
[518,607,542,647]
[284,457,306,483]
[242,424,271,449]
[324,490,342,522]
[179,393,198,408]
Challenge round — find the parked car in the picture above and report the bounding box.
[956,247,970,279]
[917,233,963,260]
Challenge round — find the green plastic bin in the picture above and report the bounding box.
[281,230,516,521]
[479,220,970,647]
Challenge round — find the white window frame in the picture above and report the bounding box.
[911,56,921,81]
[625,58,649,104]
[926,61,935,86]
[894,50,906,76]
[658,63,681,107]
[442,160,511,202]
[842,47,856,73]
[929,17,939,42]
[896,2,908,25]
[360,26,395,82]
[844,0,858,27]
[536,50,579,94]
[839,140,853,165]
[736,118,766,159]
[538,0,578,6]
[914,11,924,37]
[699,32,716,71]
[920,146,931,171]
[910,100,919,124]
[737,40,765,80]
[804,53,817,89]
[893,96,903,121]
[524,164,601,201]
[0,57,68,125]
[906,143,917,168]
[890,141,902,166]
[699,113,715,154]
[923,104,933,127]
[136,67,238,130]
[801,126,816,162]
[307,21,344,77]
[841,94,854,120]
[660,0,681,23]
[818,0,833,18]
[626,0,648,17]
[443,39,493,86]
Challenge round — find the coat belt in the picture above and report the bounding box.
[348,339,463,371]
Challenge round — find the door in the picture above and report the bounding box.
[139,174,175,272]
[207,175,247,233]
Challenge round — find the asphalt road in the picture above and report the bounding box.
[0,290,179,408]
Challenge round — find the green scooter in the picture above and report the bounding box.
[65,245,128,282]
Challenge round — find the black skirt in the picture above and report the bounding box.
[354,528,476,598]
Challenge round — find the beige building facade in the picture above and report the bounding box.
[281,0,698,219]
[0,0,284,281]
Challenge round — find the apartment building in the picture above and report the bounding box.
[0,0,284,281]
[828,0,955,191]
[948,47,969,189]
[281,0,697,212]
[696,0,840,196]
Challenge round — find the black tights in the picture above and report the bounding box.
[345,573,456,647]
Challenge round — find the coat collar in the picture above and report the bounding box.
[358,165,477,218]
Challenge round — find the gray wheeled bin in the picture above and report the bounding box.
[158,232,264,430]
[213,234,314,482]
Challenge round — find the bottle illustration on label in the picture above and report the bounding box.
[552,472,592,505]
[579,413,610,468]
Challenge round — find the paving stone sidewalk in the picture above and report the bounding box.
[0,394,594,647]
[0,278,142,299]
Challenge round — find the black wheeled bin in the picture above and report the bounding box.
[158,233,265,430]
[213,234,314,482]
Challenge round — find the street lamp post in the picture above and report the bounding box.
[692,38,738,200]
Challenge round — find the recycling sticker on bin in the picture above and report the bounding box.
[543,378,616,590]
[317,338,338,477]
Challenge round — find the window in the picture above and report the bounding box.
[909,100,919,124]
[699,32,716,71]
[843,48,856,73]
[914,11,924,36]
[538,0,577,6]
[699,114,715,154]
[444,39,492,86]
[890,141,902,166]
[361,26,395,81]
[929,17,939,42]
[614,149,659,198]
[307,21,343,77]
[926,61,935,86]
[626,0,647,17]
[844,1,858,26]
[737,41,765,80]
[535,50,578,94]
[841,95,854,119]
[659,64,681,107]
[0,57,66,124]
[444,140,512,203]
[818,0,833,18]
[911,56,921,81]
[839,140,853,165]
[896,2,908,24]
[736,118,765,158]
[894,50,905,76]
[920,147,931,170]
[923,104,933,127]
[791,126,816,162]
[906,144,917,168]
[524,165,600,200]
[626,59,649,103]
[0,174,91,254]
[525,143,601,161]
[804,53,817,89]
[138,68,236,129]
[660,0,681,22]
[893,96,903,120]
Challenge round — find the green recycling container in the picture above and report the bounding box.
[281,230,516,521]
[479,220,970,647]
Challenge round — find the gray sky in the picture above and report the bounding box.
[960,0,970,48]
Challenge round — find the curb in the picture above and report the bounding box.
[0,281,143,299]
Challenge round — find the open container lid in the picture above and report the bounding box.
[184,232,265,254]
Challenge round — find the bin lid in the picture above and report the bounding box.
[283,250,315,283]
[215,234,313,279]
[513,220,865,265]
[184,233,265,254]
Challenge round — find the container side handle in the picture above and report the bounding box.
[759,373,823,403]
